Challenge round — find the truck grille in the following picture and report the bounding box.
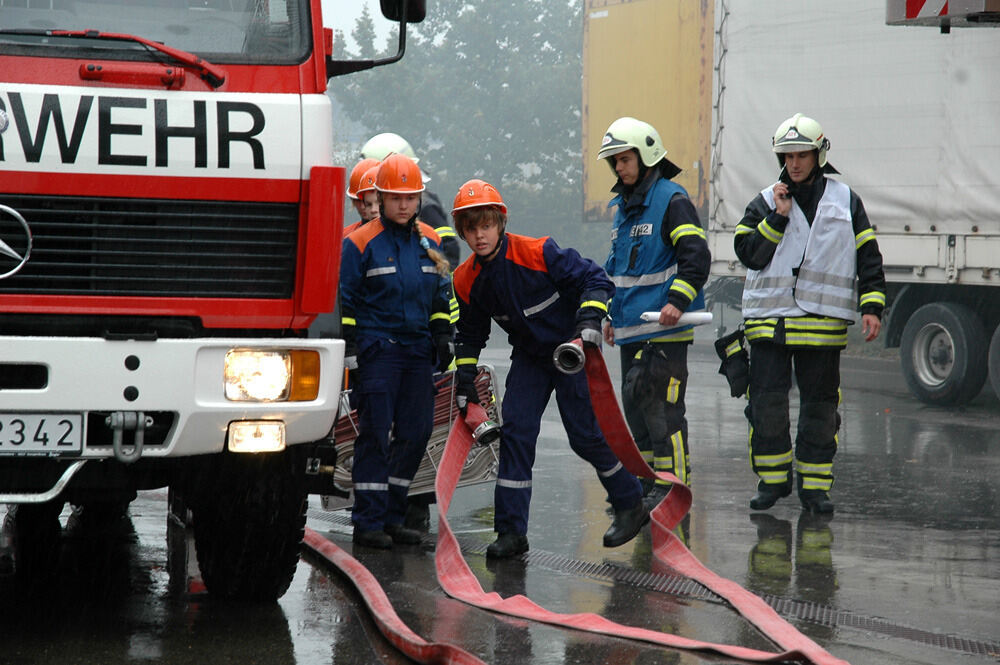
[0,194,299,299]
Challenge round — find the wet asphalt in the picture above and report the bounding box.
[0,338,997,665]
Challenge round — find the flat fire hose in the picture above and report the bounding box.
[430,348,851,664]
[303,528,488,665]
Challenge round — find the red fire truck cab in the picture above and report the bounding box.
[0,0,424,600]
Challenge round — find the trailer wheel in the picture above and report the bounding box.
[191,450,307,601]
[988,325,1000,403]
[899,302,988,405]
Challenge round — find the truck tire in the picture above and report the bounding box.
[191,450,307,601]
[4,502,63,579]
[899,302,988,406]
[988,325,1000,403]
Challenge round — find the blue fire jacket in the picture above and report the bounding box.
[453,233,612,361]
[340,218,451,346]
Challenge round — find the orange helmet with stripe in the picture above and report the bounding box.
[452,179,507,215]
[374,154,424,194]
[356,164,380,197]
[347,158,380,199]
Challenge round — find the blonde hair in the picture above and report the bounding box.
[415,224,452,276]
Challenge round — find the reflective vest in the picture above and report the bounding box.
[742,179,857,323]
[605,178,705,345]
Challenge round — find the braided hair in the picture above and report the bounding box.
[415,223,452,276]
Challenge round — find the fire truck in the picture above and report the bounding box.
[0,0,425,599]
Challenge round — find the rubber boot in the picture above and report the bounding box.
[384,523,423,545]
[353,527,392,549]
[798,489,834,514]
[486,532,529,559]
[749,480,792,511]
[603,500,650,547]
[642,484,671,512]
[403,500,431,533]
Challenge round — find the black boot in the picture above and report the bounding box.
[642,484,671,512]
[384,523,423,545]
[403,501,431,533]
[639,476,655,497]
[603,500,650,547]
[486,532,529,559]
[799,489,834,514]
[353,527,392,549]
[749,480,792,510]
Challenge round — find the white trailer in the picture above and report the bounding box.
[707,0,1000,405]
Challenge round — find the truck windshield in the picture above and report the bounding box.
[0,0,310,65]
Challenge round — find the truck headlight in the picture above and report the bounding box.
[224,349,320,402]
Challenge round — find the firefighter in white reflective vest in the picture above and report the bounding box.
[734,113,886,514]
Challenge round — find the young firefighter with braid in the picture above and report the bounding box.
[339,154,455,549]
[450,179,647,559]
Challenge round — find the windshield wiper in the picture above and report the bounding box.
[1,29,226,88]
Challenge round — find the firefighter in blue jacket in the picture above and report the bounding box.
[598,117,711,510]
[735,114,885,514]
[450,179,647,559]
[340,154,455,549]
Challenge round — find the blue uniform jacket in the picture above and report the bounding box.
[605,176,707,345]
[454,233,613,360]
[340,218,451,346]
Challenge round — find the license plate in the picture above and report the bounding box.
[0,414,83,455]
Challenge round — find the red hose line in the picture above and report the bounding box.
[303,349,850,664]
[302,528,487,665]
[582,345,849,664]
[430,350,851,665]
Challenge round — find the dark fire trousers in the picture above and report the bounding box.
[495,348,642,536]
[746,342,840,494]
[620,341,690,488]
[351,338,434,532]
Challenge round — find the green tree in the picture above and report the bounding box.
[329,1,606,259]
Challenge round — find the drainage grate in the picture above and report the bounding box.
[306,509,1000,659]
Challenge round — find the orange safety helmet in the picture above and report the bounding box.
[356,164,380,196]
[451,179,507,215]
[347,157,380,199]
[374,154,425,194]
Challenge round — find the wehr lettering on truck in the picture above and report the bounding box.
[0,88,276,172]
[0,0,427,601]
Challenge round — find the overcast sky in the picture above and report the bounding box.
[321,0,393,49]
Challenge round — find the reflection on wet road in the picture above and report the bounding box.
[0,341,997,665]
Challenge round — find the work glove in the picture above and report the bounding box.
[434,333,455,373]
[343,335,358,371]
[714,328,750,398]
[454,364,479,416]
[574,302,606,348]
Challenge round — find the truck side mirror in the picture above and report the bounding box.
[327,0,426,78]
[380,0,426,24]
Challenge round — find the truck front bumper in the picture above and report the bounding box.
[0,336,345,459]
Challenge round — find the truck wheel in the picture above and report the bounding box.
[4,502,63,579]
[899,302,988,405]
[988,325,1000,403]
[191,450,307,601]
